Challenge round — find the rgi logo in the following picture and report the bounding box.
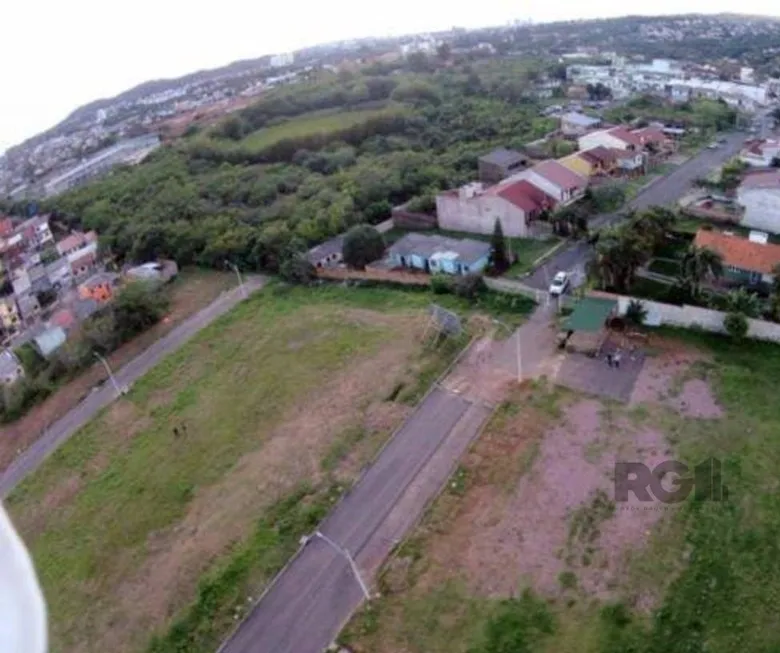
[614,458,727,504]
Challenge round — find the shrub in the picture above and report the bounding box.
[279,255,316,285]
[452,273,486,300]
[723,311,749,340]
[624,299,647,327]
[430,274,454,295]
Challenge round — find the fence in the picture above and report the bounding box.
[589,290,780,343]
[315,267,431,286]
[391,208,437,230]
[484,277,546,303]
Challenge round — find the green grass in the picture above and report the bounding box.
[239,106,405,150]
[8,284,475,653]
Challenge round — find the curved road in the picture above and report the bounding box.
[0,276,266,498]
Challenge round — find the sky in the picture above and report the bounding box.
[2,0,779,153]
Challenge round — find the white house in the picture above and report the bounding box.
[739,140,780,167]
[578,126,642,152]
[736,170,780,234]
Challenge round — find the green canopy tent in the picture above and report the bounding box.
[561,296,618,354]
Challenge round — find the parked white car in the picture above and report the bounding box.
[549,271,570,296]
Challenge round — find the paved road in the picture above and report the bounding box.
[524,131,748,291]
[0,276,266,498]
[219,385,492,653]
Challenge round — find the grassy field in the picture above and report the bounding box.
[341,331,780,653]
[239,106,405,150]
[9,283,503,653]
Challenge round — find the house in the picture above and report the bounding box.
[560,112,602,137]
[0,218,13,238]
[610,148,646,176]
[14,215,54,250]
[0,297,20,334]
[510,160,588,206]
[694,229,780,285]
[436,179,553,238]
[0,350,24,386]
[27,264,52,295]
[56,231,98,257]
[11,269,31,297]
[68,243,99,280]
[388,233,491,275]
[49,307,77,331]
[78,272,120,302]
[45,257,73,289]
[736,170,780,234]
[632,126,675,153]
[32,326,67,358]
[739,139,780,167]
[576,146,618,176]
[478,148,529,184]
[306,235,345,268]
[578,126,643,152]
[16,293,40,322]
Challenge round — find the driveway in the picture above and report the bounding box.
[0,276,266,498]
[524,132,747,291]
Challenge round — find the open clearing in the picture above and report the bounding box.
[239,106,406,150]
[0,269,237,471]
[7,284,504,653]
[342,331,780,653]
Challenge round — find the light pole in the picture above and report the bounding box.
[93,352,125,397]
[307,530,371,601]
[225,261,247,299]
[492,319,522,383]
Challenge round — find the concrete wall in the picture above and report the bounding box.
[736,188,780,234]
[591,291,780,342]
[436,194,530,237]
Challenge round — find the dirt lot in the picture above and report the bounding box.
[8,288,463,653]
[343,338,728,653]
[0,270,236,470]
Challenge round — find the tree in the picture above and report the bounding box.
[489,219,509,273]
[342,225,385,270]
[436,42,452,61]
[279,255,316,285]
[725,287,761,318]
[112,281,170,343]
[680,245,723,297]
[624,300,648,327]
[723,311,749,340]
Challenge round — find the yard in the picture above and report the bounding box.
[0,269,239,471]
[341,331,780,653]
[239,106,406,150]
[7,284,498,653]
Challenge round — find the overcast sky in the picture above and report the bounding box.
[2,1,778,153]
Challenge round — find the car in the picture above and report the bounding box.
[707,142,719,149]
[549,271,570,296]
[717,137,727,144]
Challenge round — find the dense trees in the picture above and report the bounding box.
[46,62,557,276]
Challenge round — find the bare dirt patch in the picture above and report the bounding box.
[399,391,669,607]
[630,345,723,419]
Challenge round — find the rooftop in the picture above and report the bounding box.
[0,350,22,379]
[533,159,587,191]
[388,233,490,266]
[479,147,527,168]
[740,170,780,190]
[561,112,602,127]
[306,235,345,264]
[694,229,780,275]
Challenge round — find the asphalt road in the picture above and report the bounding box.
[219,386,492,653]
[0,276,266,498]
[524,131,748,291]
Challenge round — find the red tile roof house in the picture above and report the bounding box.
[632,126,676,154]
[435,179,555,238]
[56,231,98,257]
[509,159,588,206]
[578,126,644,153]
[577,146,618,176]
[695,228,780,285]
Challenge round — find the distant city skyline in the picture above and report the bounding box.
[3,1,780,153]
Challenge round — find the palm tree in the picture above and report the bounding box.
[725,288,761,318]
[588,226,649,292]
[680,245,724,297]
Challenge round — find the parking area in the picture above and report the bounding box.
[555,338,646,403]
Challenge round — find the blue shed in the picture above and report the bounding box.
[388,233,491,275]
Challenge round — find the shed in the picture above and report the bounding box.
[561,296,618,354]
[33,326,67,358]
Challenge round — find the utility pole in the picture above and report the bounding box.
[225,261,247,299]
[93,352,124,397]
[308,530,371,600]
[492,319,522,383]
